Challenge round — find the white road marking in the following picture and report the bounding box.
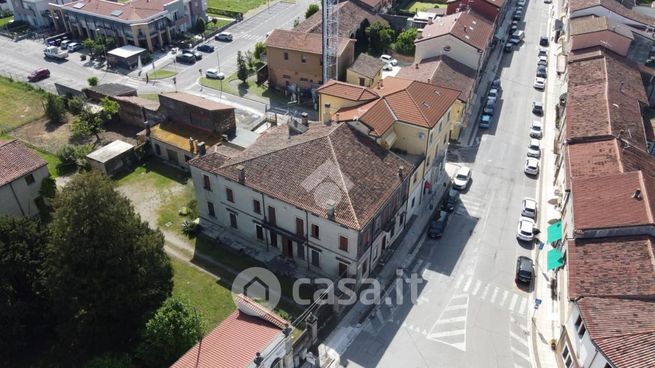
[455,275,465,289]
[434,316,467,324]
[491,287,500,302]
[480,284,490,300]
[411,259,424,274]
[519,297,528,314]
[429,329,466,338]
[510,331,528,345]
[444,304,468,311]
[500,291,509,307]
[427,294,469,352]
[509,294,519,311]
[511,346,531,362]
[463,277,473,292]
[472,280,482,296]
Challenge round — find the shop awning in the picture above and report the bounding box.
[547,221,562,244]
[548,248,564,270]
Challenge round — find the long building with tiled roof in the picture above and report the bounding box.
[0,140,49,217]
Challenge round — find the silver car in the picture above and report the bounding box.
[527,139,541,158]
[521,197,538,219]
[530,120,543,138]
[517,217,536,242]
[524,158,540,176]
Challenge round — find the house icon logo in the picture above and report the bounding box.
[231,267,281,314]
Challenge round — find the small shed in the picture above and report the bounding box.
[86,140,136,176]
[106,45,147,69]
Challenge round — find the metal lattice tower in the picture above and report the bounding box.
[322,0,339,84]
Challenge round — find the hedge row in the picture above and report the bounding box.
[206,7,243,18]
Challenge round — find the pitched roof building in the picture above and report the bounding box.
[569,0,655,30]
[295,0,387,38]
[347,53,385,87]
[0,140,49,217]
[569,16,634,56]
[396,56,476,102]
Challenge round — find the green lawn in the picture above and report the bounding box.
[207,0,266,13]
[158,185,197,234]
[0,77,47,132]
[0,16,13,28]
[116,160,189,189]
[171,257,235,333]
[206,18,232,32]
[147,69,177,80]
[200,69,272,99]
[406,1,447,12]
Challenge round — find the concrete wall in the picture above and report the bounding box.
[0,165,49,217]
[346,68,381,87]
[150,137,193,170]
[415,35,481,70]
[570,31,631,56]
[158,94,236,135]
[318,94,371,119]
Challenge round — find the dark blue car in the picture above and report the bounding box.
[197,44,215,53]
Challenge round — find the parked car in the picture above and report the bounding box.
[197,44,215,53]
[445,188,460,212]
[380,54,398,66]
[382,63,393,71]
[509,23,519,34]
[176,53,196,64]
[215,32,233,41]
[181,49,202,60]
[491,79,501,89]
[539,36,549,47]
[513,10,523,20]
[483,99,496,115]
[60,39,71,50]
[538,48,548,57]
[533,77,546,90]
[480,113,492,129]
[510,30,525,45]
[527,139,541,158]
[67,42,81,52]
[521,197,538,219]
[206,68,225,80]
[524,158,540,176]
[538,55,548,66]
[27,68,50,82]
[518,0,526,6]
[516,217,536,242]
[530,120,543,138]
[515,256,535,284]
[504,42,514,53]
[488,87,499,99]
[536,65,547,78]
[429,211,450,239]
[453,166,471,190]
[532,101,544,115]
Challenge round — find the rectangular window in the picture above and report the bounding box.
[226,188,234,203]
[253,199,261,214]
[256,225,264,240]
[311,250,320,267]
[229,213,238,229]
[359,77,365,86]
[155,144,161,155]
[311,224,320,239]
[411,197,416,208]
[268,206,276,225]
[577,323,586,338]
[444,135,448,144]
[301,55,306,63]
[270,231,278,247]
[339,236,348,252]
[207,201,215,217]
[338,262,348,276]
[284,52,288,60]
[25,174,35,185]
[574,315,582,329]
[203,174,211,191]
[296,218,304,237]
[296,243,305,260]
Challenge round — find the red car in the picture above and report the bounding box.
[28,68,50,82]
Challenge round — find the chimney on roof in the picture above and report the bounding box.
[326,200,336,220]
[144,120,151,137]
[301,112,309,126]
[323,103,331,125]
[398,166,405,179]
[253,352,264,366]
[188,137,194,153]
[236,165,245,184]
[633,189,642,199]
[197,142,206,156]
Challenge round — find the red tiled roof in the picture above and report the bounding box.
[483,0,505,8]
[569,0,655,28]
[61,0,169,22]
[577,297,655,368]
[569,16,634,39]
[396,56,476,102]
[565,47,648,149]
[0,140,47,187]
[568,236,655,299]
[317,80,380,101]
[416,10,494,51]
[266,29,354,55]
[190,123,415,230]
[347,53,385,79]
[295,0,387,37]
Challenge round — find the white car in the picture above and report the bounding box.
[538,55,548,66]
[530,120,543,138]
[518,0,526,5]
[215,32,233,41]
[453,166,471,190]
[527,139,541,158]
[517,217,536,241]
[206,68,225,80]
[525,158,540,176]
[534,77,546,90]
[380,54,398,66]
[522,197,538,219]
[382,63,393,71]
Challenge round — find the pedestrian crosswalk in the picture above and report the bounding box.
[456,195,487,218]
[450,274,530,316]
[426,294,469,351]
[509,316,532,368]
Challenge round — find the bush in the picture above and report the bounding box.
[84,353,133,368]
[45,94,67,124]
[87,77,98,86]
[394,28,417,56]
[206,7,242,18]
[181,219,198,237]
[66,95,86,115]
[305,4,319,19]
[57,144,93,168]
[195,18,206,33]
[254,41,266,60]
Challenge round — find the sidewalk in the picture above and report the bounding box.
[530,3,564,368]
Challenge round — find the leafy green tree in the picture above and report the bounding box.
[305,3,319,18]
[67,95,86,115]
[82,38,95,54]
[71,106,103,141]
[355,18,370,55]
[195,18,206,33]
[45,93,67,124]
[254,41,266,60]
[44,172,173,355]
[237,51,248,83]
[245,50,257,74]
[366,21,395,55]
[0,216,51,357]
[87,76,98,86]
[84,353,133,368]
[394,27,417,55]
[136,298,204,368]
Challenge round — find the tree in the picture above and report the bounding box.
[366,21,395,55]
[0,216,50,357]
[305,3,319,19]
[66,95,86,115]
[82,38,95,55]
[87,76,98,86]
[355,18,370,55]
[254,41,266,60]
[136,298,204,368]
[245,50,257,74]
[84,353,133,368]
[394,27,417,56]
[195,17,206,33]
[237,51,248,83]
[45,93,66,124]
[44,172,173,356]
[71,98,118,141]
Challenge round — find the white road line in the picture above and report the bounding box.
[463,277,473,292]
[444,304,468,311]
[455,275,465,289]
[429,329,466,338]
[480,284,490,300]
[411,259,424,274]
[500,291,509,307]
[519,297,528,314]
[472,280,482,296]
[510,331,528,345]
[509,294,519,311]
[491,287,500,302]
[434,316,467,324]
[511,346,531,362]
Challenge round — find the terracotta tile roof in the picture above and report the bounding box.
[150,122,223,152]
[61,0,170,22]
[569,16,634,39]
[569,0,655,28]
[160,93,235,111]
[483,0,505,8]
[416,10,494,51]
[354,0,383,9]
[295,0,387,37]
[187,145,242,172]
[317,80,380,101]
[0,140,47,187]
[266,29,354,55]
[568,236,655,298]
[190,123,414,230]
[576,297,655,368]
[347,53,385,79]
[396,56,476,102]
[565,48,648,149]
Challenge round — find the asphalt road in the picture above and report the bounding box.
[339,1,551,367]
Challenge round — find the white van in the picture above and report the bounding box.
[510,30,525,44]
